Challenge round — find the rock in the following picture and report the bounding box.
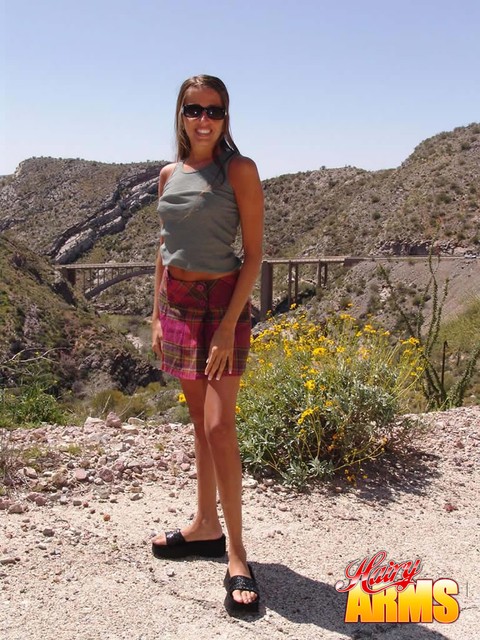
[130,493,143,501]
[122,425,139,435]
[8,503,27,514]
[0,499,12,510]
[98,467,115,483]
[0,557,19,566]
[112,459,125,472]
[34,495,48,507]
[174,450,189,465]
[42,528,55,537]
[127,417,145,427]
[242,478,258,489]
[73,468,88,481]
[23,467,38,479]
[128,485,143,493]
[444,503,459,512]
[106,412,122,429]
[84,417,106,430]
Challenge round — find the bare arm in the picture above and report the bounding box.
[222,155,264,326]
[152,163,176,355]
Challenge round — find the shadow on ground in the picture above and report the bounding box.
[251,563,453,639]
[349,445,442,506]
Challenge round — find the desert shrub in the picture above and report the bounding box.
[236,312,423,486]
[0,384,67,429]
[88,388,152,420]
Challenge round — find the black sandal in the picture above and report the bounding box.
[224,563,260,614]
[151,530,226,559]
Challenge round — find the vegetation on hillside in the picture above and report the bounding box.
[0,235,162,415]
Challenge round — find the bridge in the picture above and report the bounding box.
[56,255,465,320]
[57,262,155,300]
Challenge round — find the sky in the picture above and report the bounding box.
[1,0,479,180]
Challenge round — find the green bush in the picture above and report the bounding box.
[237,312,423,486]
[0,384,67,429]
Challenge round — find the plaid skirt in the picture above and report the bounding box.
[158,269,251,380]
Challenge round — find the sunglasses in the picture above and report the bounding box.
[182,104,226,120]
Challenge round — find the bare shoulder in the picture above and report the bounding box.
[228,155,261,189]
[159,162,177,181]
[158,162,177,196]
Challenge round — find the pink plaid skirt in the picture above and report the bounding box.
[158,269,251,380]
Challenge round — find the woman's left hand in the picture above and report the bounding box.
[205,325,235,380]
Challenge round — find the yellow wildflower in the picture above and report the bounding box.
[304,379,316,391]
[178,393,186,404]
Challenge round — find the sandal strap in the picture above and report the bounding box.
[226,574,259,596]
[165,529,186,546]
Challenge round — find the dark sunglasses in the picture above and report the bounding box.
[182,104,226,120]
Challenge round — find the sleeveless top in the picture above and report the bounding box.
[157,151,242,273]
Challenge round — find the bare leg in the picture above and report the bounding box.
[204,376,257,605]
[152,378,222,544]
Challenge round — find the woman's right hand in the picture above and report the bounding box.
[152,318,163,357]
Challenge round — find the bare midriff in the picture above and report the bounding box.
[167,264,239,282]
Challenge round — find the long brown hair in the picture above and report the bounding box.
[174,75,239,161]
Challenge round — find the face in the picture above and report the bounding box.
[181,86,225,151]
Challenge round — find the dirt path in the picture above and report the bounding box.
[1,407,479,640]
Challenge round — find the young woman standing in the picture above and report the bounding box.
[151,75,264,613]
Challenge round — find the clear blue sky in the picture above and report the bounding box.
[1,0,479,179]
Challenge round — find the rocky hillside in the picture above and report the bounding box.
[262,123,480,258]
[0,235,162,395]
[0,158,166,263]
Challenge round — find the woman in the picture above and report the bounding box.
[151,75,264,614]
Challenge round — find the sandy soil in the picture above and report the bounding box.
[1,406,479,640]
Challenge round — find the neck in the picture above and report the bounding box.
[186,145,220,167]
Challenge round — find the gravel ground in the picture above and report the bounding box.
[1,406,479,640]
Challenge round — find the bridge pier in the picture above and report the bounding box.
[260,261,273,320]
[60,267,77,287]
[259,258,334,320]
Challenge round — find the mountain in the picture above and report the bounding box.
[261,123,479,258]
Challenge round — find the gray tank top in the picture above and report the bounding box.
[157,152,242,273]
